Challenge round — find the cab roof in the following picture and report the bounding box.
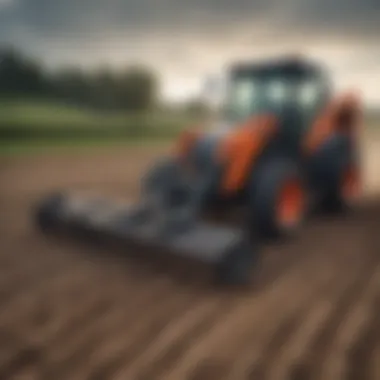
[230,56,326,80]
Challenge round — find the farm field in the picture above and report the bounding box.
[0,127,379,380]
[0,99,196,154]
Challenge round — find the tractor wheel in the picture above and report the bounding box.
[307,134,361,215]
[249,159,307,240]
[319,155,361,214]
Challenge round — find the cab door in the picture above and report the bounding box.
[295,78,330,154]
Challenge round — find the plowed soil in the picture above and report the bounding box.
[0,136,380,380]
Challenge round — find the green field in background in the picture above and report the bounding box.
[0,99,194,129]
[0,136,173,156]
[0,99,196,151]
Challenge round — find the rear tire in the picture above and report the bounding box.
[307,134,360,215]
[320,159,360,214]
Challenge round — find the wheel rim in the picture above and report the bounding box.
[277,178,305,229]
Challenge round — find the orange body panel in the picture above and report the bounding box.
[302,91,362,156]
[219,115,278,194]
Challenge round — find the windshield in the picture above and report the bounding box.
[223,75,291,124]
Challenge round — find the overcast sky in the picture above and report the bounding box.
[0,0,379,104]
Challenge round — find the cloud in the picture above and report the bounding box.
[1,0,378,66]
[0,0,379,103]
[0,0,15,8]
[1,0,379,40]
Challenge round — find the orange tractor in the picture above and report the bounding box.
[35,56,362,285]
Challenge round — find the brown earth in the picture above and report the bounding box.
[0,135,380,380]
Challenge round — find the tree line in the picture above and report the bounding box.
[0,47,158,112]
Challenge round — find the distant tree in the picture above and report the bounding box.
[87,68,119,110]
[53,67,92,105]
[115,66,158,112]
[53,65,158,112]
[0,47,47,97]
[0,47,159,112]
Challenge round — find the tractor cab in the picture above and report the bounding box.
[223,58,331,156]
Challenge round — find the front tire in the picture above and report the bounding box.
[249,159,307,240]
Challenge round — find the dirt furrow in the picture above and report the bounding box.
[344,291,380,380]
[223,243,352,380]
[277,261,379,380]
[0,247,77,305]
[84,290,210,371]
[35,269,172,346]
[371,344,380,380]
[1,146,380,380]
[45,282,202,380]
[262,257,372,380]
[155,244,341,380]
[117,294,238,380]
[41,277,180,377]
[0,263,96,329]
